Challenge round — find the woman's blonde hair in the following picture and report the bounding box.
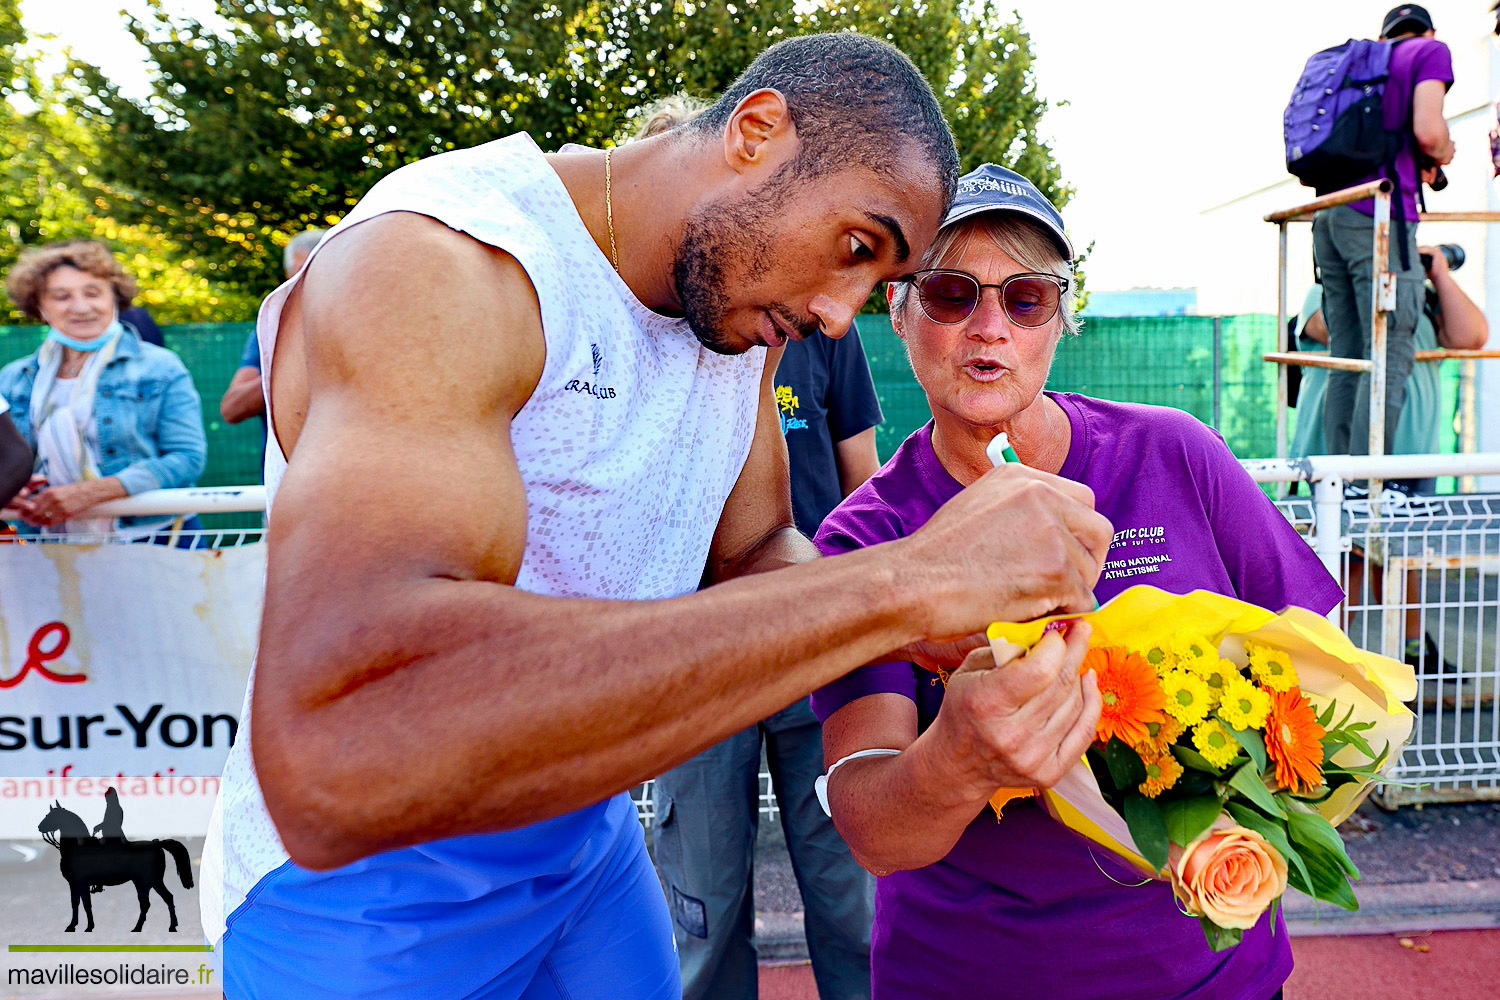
[891,214,1079,335]
[5,239,139,320]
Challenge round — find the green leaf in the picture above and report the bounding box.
[1228,762,1285,818]
[1226,725,1268,773]
[1200,916,1245,951]
[1122,792,1171,874]
[1164,795,1223,849]
[1298,839,1359,910]
[1172,744,1225,774]
[1327,726,1378,762]
[1103,737,1147,788]
[1315,700,1337,728]
[1286,809,1360,878]
[1173,767,1217,798]
[1226,801,1313,898]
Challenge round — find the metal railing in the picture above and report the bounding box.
[1249,453,1500,807]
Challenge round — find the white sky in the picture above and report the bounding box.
[19,0,1499,292]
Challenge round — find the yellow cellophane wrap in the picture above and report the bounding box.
[981,586,1416,877]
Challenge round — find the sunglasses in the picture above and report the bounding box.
[896,269,1069,327]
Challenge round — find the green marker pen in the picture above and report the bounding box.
[985,432,1021,467]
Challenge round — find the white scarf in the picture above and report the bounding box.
[29,329,124,536]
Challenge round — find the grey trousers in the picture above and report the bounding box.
[653,697,873,1000]
[1312,204,1423,458]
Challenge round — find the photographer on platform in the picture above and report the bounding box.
[1314,4,1454,486]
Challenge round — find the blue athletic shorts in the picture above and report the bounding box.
[223,793,679,1000]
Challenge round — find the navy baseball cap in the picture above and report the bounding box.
[1381,4,1433,37]
[942,164,1074,262]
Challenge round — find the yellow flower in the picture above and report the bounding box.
[1217,673,1272,731]
[1137,713,1187,753]
[1200,658,1241,698]
[1192,719,1242,769]
[1161,669,1215,726]
[1138,744,1185,798]
[1141,641,1173,673]
[1245,641,1299,693]
[1170,632,1219,675]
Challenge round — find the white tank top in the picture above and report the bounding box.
[202,133,766,939]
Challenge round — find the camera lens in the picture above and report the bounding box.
[1442,244,1465,271]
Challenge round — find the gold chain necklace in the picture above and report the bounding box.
[604,147,620,272]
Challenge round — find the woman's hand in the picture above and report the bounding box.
[925,621,1101,798]
[822,622,1101,874]
[20,477,128,527]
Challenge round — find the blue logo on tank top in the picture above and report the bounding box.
[567,344,616,399]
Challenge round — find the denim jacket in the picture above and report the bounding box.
[0,324,207,512]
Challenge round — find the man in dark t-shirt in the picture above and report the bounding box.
[653,327,883,1000]
[1314,3,1454,477]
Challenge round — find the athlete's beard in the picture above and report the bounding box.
[673,175,822,355]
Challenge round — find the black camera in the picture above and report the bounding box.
[1419,243,1465,273]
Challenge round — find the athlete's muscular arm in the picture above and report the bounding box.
[254,213,1114,871]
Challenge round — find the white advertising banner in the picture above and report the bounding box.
[0,540,262,839]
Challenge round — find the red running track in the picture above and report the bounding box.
[758,929,1500,999]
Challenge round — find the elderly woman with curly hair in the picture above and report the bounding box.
[1,238,205,537]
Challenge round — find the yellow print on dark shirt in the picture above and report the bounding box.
[776,384,808,433]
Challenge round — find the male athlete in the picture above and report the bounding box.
[207,32,1110,999]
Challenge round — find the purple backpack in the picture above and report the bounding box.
[1284,38,1401,194]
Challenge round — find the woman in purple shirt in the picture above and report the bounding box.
[812,165,1345,1000]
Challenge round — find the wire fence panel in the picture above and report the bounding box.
[1337,495,1500,804]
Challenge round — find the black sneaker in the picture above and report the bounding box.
[1405,634,1458,677]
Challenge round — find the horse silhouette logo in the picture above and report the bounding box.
[37,791,194,933]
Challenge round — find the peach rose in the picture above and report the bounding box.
[1169,816,1289,930]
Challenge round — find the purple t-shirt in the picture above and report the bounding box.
[811,394,1344,1000]
[1350,36,1453,220]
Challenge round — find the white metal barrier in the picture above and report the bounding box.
[1248,453,1500,807]
[20,472,1500,817]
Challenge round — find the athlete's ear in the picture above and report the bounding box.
[723,88,794,175]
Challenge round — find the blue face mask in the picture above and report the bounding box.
[47,318,124,352]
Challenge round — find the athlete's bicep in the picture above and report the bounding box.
[258,215,545,699]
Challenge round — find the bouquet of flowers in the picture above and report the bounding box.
[983,586,1417,950]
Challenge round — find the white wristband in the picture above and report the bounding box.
[815,747,903,817]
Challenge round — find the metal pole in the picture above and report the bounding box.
[1213,315,1223,430]
[1369,185,1393,500]
[1312,473,1345,623]
[1275,222,1289,499]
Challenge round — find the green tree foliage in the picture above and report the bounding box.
[67,0,1068,312]
[0,0,260,324]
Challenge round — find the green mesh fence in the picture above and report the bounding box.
[0,315,1463,521]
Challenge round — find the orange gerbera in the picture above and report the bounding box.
[1265,686,1327,792]
[1085,645,1168,747]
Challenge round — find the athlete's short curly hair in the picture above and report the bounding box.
[687,32,959,203]
[5,239,138,320]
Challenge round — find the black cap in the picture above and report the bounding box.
[1381,4,1434,37]
[942,164,1073,261]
